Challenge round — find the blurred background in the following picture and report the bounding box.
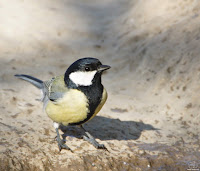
[0,0,200,170]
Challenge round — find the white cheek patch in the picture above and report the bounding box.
[69,71,97,86]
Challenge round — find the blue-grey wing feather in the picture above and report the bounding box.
[43,75,67,103]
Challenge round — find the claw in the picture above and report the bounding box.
[57,139,73,152]
[97,143,107,150]
[81,126,108,151]
[55,126,73,152]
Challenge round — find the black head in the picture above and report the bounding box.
[64,57,110,88]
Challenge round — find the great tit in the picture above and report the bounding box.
[15,57,110,151]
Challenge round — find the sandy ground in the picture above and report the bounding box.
[0,0,200,170]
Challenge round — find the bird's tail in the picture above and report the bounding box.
[15,74,44,89]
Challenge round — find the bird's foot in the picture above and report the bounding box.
[82,135,107,150]
[56,138,73,152]
[79,125,108,151]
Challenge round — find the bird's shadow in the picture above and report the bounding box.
[60,116,158,141]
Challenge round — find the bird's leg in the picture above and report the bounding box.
[53,122,73,152]
[80,125,107,150]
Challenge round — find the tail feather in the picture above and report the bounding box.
[15,74,44,89]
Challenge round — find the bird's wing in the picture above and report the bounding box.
[43,75,68,102]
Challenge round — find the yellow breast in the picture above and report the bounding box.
[45,89,89,126]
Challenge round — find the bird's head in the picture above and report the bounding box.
[64,57,110,87]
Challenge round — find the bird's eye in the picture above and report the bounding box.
[85,67,90,71]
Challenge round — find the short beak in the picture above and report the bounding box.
[98,65,111,72]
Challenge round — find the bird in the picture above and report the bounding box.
[15,57,110,152]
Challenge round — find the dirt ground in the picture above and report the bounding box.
[0,0,200,170]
